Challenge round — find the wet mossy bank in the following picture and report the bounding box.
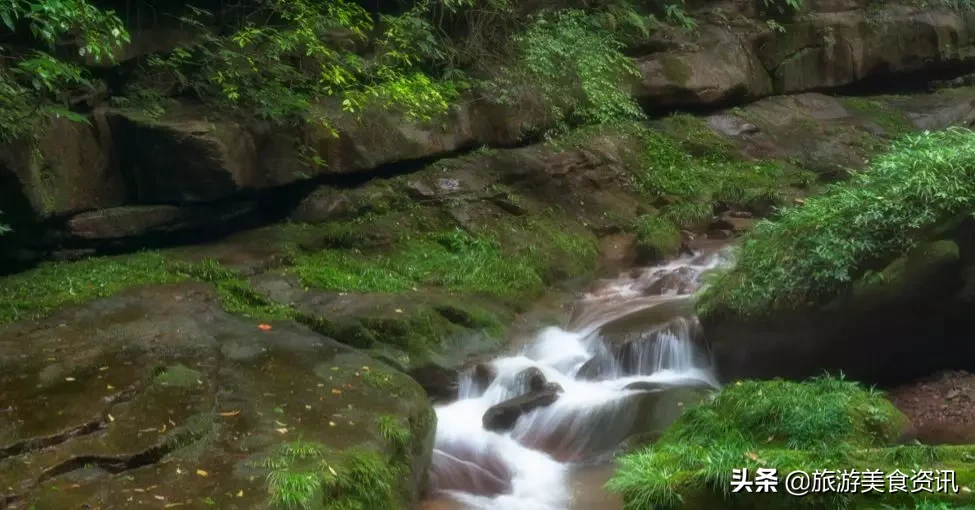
[699,127,975,385]
[608,376,975,510]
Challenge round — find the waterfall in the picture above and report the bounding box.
[423,248,733,510]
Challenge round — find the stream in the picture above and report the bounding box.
[420,247,733,509]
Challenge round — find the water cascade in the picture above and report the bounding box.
[423,248,734,509]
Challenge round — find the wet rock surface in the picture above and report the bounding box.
[0,283,435,509]
[482,383,564,432]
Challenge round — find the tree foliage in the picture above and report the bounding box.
[139,0,467,129]
[0,0,129,141]
[0,0,705,141]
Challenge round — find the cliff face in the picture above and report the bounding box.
[3,0,975,263]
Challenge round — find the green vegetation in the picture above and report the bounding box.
[490,8,644,134]
[376,415,412,458]
[614,116,812,234]
[1,0,679,144]
[174,258,293,320]
[841,97,915,138]
[0,251,184,325]
[607,376,975,509]
[698,128,975,318]
[289,218,596,304]
[139,0,464,130]
[0,252,294,325]
[264,441,404,510]
[634,214,682,259]
[1,0,129,142]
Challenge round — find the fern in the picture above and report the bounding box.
[492,8,645,134]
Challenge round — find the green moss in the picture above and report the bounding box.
[697,128,975,318]
[154,364,202,388]
[660,54,693,85]
[0,251,300,326]
[298,303,502,357]
[841,97,915,138]
[291,228,542,302]
[624,123,812,224]
[605,376,974,510]
[659,114,737,160]
[0,251,186,325]
[174,258,294,320]
[290,212,597,305]
[634,214,682,259]
[361,369,397,391]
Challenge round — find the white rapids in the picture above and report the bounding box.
[424,248,733,510]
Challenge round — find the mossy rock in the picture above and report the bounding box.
[0,283,435,509]
[852,240,961,306]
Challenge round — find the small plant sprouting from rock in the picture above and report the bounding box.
[376,415,412,458]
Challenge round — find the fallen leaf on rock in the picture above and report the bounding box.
[196,469,209,477]
[258,324,272,331]
[219,410,240,417]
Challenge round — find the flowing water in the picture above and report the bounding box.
[421,247,734,510]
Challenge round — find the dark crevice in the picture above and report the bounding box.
[0,385,140,461]
[0,136,538,275]
[2,407,211,506]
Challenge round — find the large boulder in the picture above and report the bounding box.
[0,283,436,509]
[0,110,122,224]
[634,2,975,109]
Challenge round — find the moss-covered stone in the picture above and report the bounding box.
[660,54,693,85]
[607,376,975,510]
[633,214,682,261]
[841,96,915,138]
[154,364,203,388]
